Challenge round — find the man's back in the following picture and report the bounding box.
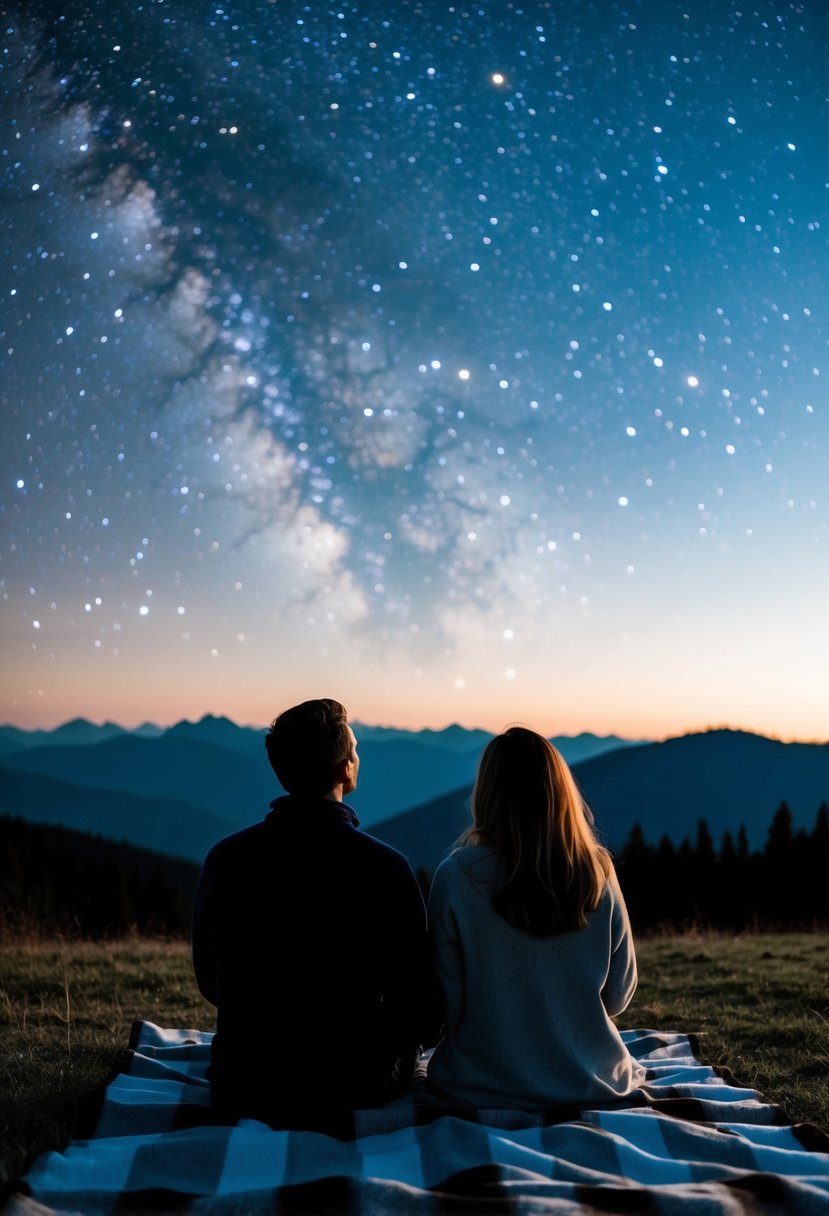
[193,793,428,1124]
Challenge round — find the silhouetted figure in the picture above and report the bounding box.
[427,727,645,1108]
[192,698,430,1126]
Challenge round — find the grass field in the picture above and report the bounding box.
[2,932,828,1202]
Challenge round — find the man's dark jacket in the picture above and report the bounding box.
[192,794,430,1125]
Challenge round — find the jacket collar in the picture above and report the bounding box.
[266,793,360,829]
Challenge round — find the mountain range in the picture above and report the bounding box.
[1,717,825,875]
[371,729,829,874]
[0,717,163,755]
[0,716,636,861]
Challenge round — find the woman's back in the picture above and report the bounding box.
[427,844,646,1108]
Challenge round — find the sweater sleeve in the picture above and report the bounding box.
[427,857,465,1034]
[601,868,638,1017]
[429,855,469,943]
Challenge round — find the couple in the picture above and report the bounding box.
[192,698,645,1125]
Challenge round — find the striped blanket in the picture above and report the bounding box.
[15,1022,829,1215]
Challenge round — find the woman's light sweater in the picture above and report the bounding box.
[427,845,647,1108]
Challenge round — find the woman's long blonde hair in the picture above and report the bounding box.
[461,726,611,936]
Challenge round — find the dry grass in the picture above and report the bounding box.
[0,935,214,1200]
[621,931,829,1128]
[2,931,828,1201]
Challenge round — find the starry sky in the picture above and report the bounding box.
[2,0,827,739]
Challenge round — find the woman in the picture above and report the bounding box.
[427,726,646,1108]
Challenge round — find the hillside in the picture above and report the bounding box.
[0,717,637,832]
[0,766,234,863]
[0,730,476,832]
[0,815,200,936]
[370,785,473,874]
[16,719,820,871]
[576,729,829,850]
[0,735,274,832]
[0,718,162,755]
[372,729,829,873]
[351,722,492,752]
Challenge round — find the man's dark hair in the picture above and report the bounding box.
[265,698,352,796]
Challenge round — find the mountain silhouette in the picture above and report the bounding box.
[11,719,636,827]
[1,734,274,829]
[163,714,264,756]
[353,723,493,753]
[0,765,234,862]
[370,785,473,873]
[575,729,829,850]
[0,717,166,757]
[371,729,829,874]
[0,715,654,859]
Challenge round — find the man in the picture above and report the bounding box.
[192,698,430,1127]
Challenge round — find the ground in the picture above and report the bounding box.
[1,932,828,1201]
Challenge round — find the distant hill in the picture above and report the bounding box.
[552,732,646,765]
[352,722,641,764]
[371,730,829,874]
[370,785,473,874]
[0,716,637,823]
[0,717,164,757]
[2,719,825,887]
[0,715,642,856]
[163,714,265,758]
[151,720,636,824]
[0,728,473,832]
[0,765,235,863]
[575,729,829,850]
[353,723,493,753]
[0,735,275,831]
[355,740,481,825]
[0,719,124,755]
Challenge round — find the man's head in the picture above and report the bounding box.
[265,698,358,799]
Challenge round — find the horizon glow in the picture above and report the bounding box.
[1,2,827,742]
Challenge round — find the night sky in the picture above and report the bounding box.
[2,1,827,737]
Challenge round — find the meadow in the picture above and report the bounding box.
[2,932,828,1201]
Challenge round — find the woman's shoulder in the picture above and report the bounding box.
[434,845,499,903]
[594,859,631,921]
[602,858,624,899]
[443,844,497,870]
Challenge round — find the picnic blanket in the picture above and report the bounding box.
[14,1022,829,1215]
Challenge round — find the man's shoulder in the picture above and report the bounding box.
[202,812,414,871]
[351,827,415,874]
[203,819,270,864]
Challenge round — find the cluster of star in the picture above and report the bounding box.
[1,0,826,730]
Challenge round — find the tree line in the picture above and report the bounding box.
[3,800,828,939]
[616,801,829,931]
[0,816,199,938]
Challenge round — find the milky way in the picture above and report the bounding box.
[2,1,827,734]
